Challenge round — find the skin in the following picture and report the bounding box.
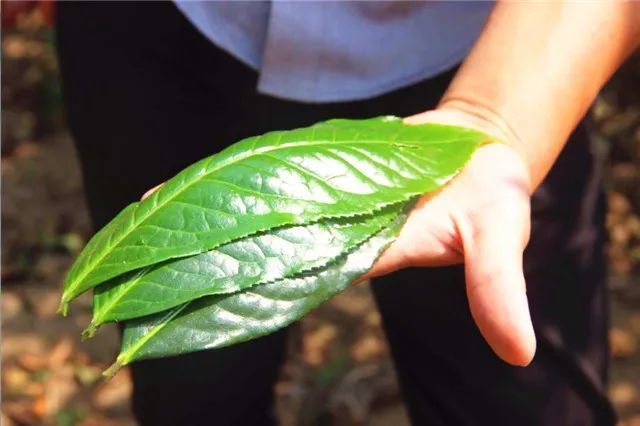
[144,2,640,367]
[363,2,640,366]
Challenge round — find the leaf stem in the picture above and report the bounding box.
[81,322,99,340]
[57,299,69,316]
[102,359,123,380]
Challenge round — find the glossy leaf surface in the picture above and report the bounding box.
[107,215,404,373]
[61,117,487,309]
[88,203,404,330]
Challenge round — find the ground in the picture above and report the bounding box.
[3,8,640,426]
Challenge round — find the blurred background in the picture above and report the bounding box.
[2,3,640,426]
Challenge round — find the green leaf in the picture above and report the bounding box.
[105,214,404,375]
[86,203,405,333]
[61,117,487,310]
[57,202,138,315]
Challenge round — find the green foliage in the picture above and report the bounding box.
[58,116,487,374]
[60,117,486,311]
[106,216,405,375]
[87,204,403,334]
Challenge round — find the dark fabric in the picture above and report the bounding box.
[56,2,613,425]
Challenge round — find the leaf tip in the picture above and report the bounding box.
[81,322,99,340]
[57,299,69,316]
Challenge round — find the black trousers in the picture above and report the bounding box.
[56,2,614,425]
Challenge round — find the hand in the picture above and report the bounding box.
[361,108,536,367]
[141,109,536,366]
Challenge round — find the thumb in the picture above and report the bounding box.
[460,197,536,367]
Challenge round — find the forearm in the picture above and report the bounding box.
[439,1,640,189]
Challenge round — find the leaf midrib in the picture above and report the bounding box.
[92,267,151,326]
[117,302,189,365]
[93,244,255,324]
[94,221,370,323]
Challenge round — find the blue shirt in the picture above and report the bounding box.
[174,1,493,103]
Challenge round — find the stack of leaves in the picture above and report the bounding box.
[57,116,488,377]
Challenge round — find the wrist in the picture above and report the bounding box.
[436,98,523,152]
[405,103,534,192]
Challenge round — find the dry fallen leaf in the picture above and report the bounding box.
[610,192,632,217]
[3,400,40,425]
[2,334,47,360]
[1,291,24,321]
[48,337,74,369]
[1,412,15,426]
[3,366,33,395]
[303,324,338,366]
[619,414,640,426]
[23,284,64,319]
[610,381,638,407]
[365,311,381,328]
[17,352,49,372]
[611,328,637,358]
[351,335,385,363]
[41,364,78,419]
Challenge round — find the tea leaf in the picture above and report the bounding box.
[87,203,405,333]
[105,214,404,375]
[61,117,486,311]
